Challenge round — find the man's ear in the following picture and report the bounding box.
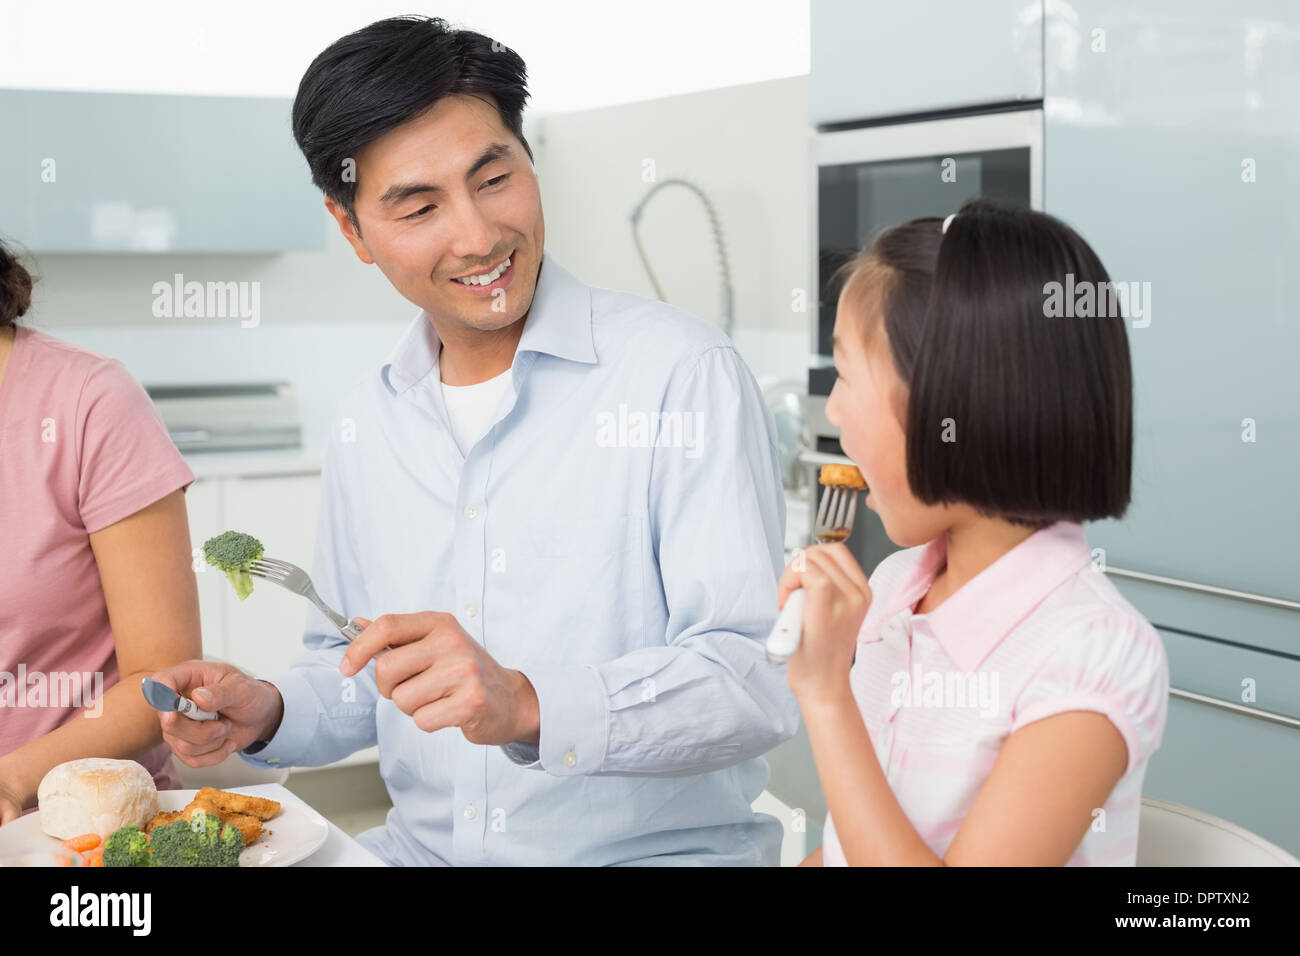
[325,196,375,265]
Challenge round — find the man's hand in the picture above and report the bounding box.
[152,661,284,766]
[340,612,540,747]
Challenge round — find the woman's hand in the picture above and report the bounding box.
[777,542,873,703]
[0,780,25,826]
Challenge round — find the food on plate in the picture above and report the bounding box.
[192,785,280,821]
[37,758,158,840]
[102,824,150,867]
[202,530,265,600]
[88,785,281,866]
[60,833,105,867]
[145,810,184,833]
[147,813,244,867]
[817,463,868,490]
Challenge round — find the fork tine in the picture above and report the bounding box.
[253,557,295,571]
[247,562,289,579]
[815,484,834,529]
[844,491,857,529]
[835,488,851,527]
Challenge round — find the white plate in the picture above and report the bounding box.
[0,787,329,867]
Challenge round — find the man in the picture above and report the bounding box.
[155,15,797,865]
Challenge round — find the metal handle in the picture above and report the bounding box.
[1104,565,1300,614]
[1169,685,1300,731]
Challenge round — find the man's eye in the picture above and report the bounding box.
[482,174,508,189]
[403,204,435,221]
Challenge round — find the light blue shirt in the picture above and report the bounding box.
[240,252,799,865]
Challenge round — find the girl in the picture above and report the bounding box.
[781,198,1169,865]
[0,238,202,822]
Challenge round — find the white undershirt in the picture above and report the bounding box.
[440,365,515,457]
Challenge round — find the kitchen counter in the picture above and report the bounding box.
[183,446,324,480]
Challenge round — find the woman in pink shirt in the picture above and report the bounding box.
[0,240,201,822]
[781,199,1168,865]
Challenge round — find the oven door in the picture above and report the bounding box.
[809,107,1043,447]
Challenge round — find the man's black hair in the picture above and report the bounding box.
[292,15,533,231]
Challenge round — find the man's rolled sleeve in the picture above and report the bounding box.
[500,664,609,775]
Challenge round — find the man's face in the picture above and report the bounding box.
[328,93,545,334]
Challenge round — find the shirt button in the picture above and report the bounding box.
[563,750,577,768]
[465,603,478,618]
[463,804,477,820]
[464,505,478,518]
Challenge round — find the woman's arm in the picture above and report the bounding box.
[804,692,1128,865]
[0,489,201,813]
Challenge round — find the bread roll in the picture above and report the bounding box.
[37,758,159,839]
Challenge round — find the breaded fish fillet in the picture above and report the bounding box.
[146,810,185,833]
[196,786,281,821]
[181,801,263,845]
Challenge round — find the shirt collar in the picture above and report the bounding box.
[382,251,596,394]
[871,521,1095,671]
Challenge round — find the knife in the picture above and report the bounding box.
[141,676,219,721]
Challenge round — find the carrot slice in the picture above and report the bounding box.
[60,833,102,854]
[84,846,104,867]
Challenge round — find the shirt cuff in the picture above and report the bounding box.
[507,664,608,776]
[236,672,320,769]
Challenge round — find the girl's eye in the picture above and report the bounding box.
[402,204,435,221]
[482,174,508,189]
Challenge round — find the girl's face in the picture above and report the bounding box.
[825,277,958,548]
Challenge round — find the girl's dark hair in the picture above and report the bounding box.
[833,197,1133,529]
[292,15,533,232]
[0,238,34,329]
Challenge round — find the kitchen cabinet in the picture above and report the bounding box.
[809,0,1043,126]
[1044,0,1300,852]
[0,89,323,252]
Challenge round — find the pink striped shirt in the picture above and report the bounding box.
[821,520,1169,866]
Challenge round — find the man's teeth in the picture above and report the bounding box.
[454,256,511,285]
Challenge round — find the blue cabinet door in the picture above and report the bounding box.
[810,0,1043,125]
[1044,1,1300,650]
[0,89,324,253]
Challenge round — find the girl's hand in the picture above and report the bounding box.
[0,781,25,826]
[777,542,873,703]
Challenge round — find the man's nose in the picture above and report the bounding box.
[447,196,502,262]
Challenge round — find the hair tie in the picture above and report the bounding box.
[942,213,956,234]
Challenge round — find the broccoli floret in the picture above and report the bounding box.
[146,818,201,867]
[146,812,243,867]
[202,530,264,600]
[192,811,244,867]
[102,824,150,867]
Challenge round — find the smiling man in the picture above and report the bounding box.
[154,15,797,866]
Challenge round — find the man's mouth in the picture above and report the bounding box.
[450,253,514,294]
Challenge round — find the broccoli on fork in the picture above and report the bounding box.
[203,530,264,600]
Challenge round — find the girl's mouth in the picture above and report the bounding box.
[450,254,514,297]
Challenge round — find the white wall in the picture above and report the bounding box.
[535,74,813,384]
[0,0,808,114]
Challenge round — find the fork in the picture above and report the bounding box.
[248,557,368,643]
[764,482,861,665]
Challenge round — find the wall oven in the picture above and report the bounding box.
[802,106,1043,564]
